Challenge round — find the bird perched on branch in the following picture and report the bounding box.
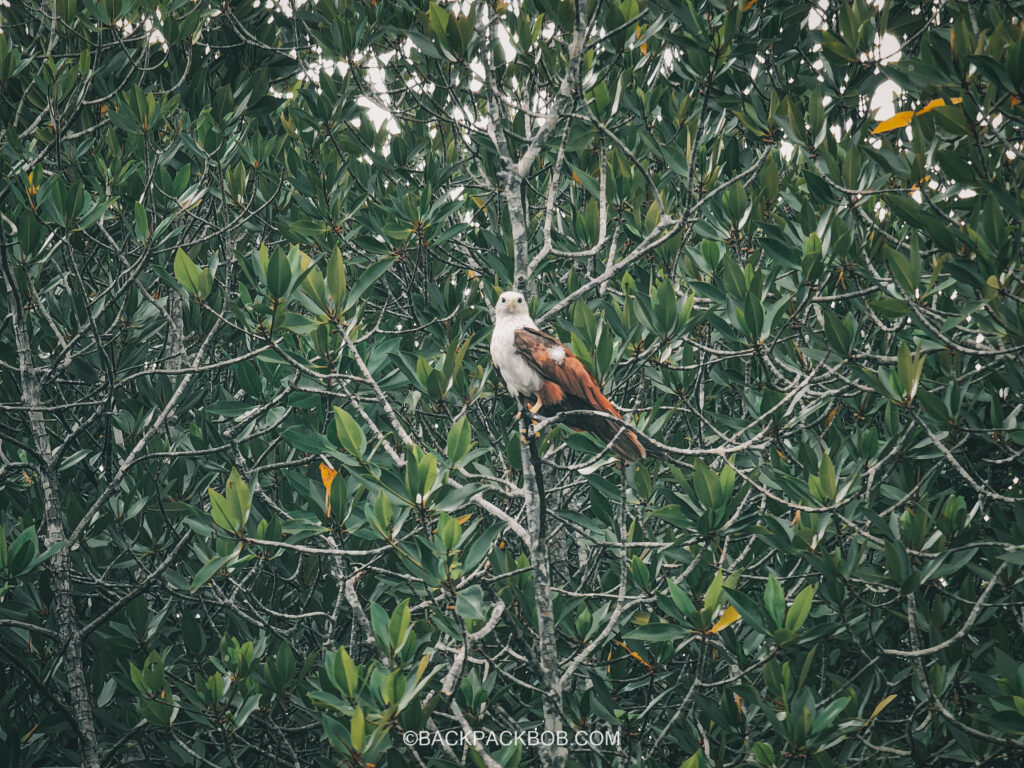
[490,290,647,461]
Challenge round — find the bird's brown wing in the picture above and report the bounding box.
[513,327,644,461]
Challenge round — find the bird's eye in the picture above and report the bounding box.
[500,298,505,303]
[517,298,523,303]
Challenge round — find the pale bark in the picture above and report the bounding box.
[520,417,567,768]
[1,237,101,768]
[480,3,591,761]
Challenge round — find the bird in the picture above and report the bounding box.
[489,290,646,461]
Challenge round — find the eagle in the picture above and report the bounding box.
[490,290,646,461]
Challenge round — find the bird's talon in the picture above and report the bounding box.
[528,397,543,414]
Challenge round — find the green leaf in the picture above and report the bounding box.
[818,452,836,502]
[327,247,347,308]
[896,342,924,402]
[667,580,697,619]
[812,696,850,735]
[8,526,39,577]
[630,556,651,589]
[344,257,396,313]
[447,415,473,463]
[97,678,117,708]
[234,694,261,727]
[173,248,201,296]
[276,643,295,685]
[208,488,241,533]
[822,310,852,354]
[752,742,775,767]
[267,248,292,298]
[643,200,659,235]
[134,201,149,242]
[427,2,449,39]
[350,706,365,753]
[885,246,920,294]
[704,570,724,610]
[886,194,958,252]
[652,279,678,336]
[190,546,242,593]
[322,714,352,755]
[333,407,366,457]
[784,584,815,632]
[623,623,688,642]
[764,573,785,627]
[723,180,748,226]
[281,426,332,455]
[692,459,721,510]
[224,468,250,529]
[455,585,487,620]
[335,646,359,697]
[388,599,412,651]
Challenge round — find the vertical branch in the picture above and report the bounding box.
[165,291,189,371]
[483,1,586,295]
[481,5,589,764]
[481,5,528,295]
[522,413,549,539]
[1,235,101,768]
[519,412,566,768]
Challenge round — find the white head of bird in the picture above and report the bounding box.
[494,291,531,320]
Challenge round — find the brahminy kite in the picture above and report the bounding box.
[490,290,646,461]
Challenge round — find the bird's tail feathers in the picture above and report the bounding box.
[587,415,648,462]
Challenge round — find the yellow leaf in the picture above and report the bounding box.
[319,462,337,487]
[742,0,758,9]
[910,174,931,191]
[824,406,839,427]
[615,640,653,670]
[455,513,472,524]
[916,97,962,116]
[709,605,741,634]
[871,110,914,134]
[874,98,965,134]
[416,653,430,682]
[320,462,338,518]
[865,694,897,726]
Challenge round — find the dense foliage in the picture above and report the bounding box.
[2,0,1024,766]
